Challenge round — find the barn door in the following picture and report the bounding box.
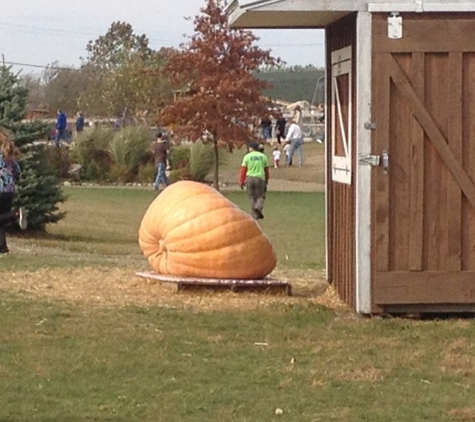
[371,13,475,312]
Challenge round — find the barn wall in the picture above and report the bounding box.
[326,14,357,308]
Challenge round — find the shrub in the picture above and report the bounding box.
[71,127,114,181]
[169,145,190,170]
[43,146,72,179]
[169,167,192,183]
[167,141,228,183]
[108,163,134,183]
[189,140,215,182]
[109,125,153,181]
[138,163,157,185]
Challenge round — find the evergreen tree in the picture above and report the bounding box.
[0,64,66,230]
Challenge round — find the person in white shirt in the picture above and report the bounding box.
[284,119,303,166]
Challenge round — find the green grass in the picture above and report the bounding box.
[2,186,325,272]
[220,142,325,185]
[2,295,475,421]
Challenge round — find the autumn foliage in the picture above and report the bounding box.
[159,0,280,186]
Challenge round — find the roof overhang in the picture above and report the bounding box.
[367,2,475,12]
[226,0,363,29]
[226,0,475,29]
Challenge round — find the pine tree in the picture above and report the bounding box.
[0,64,66,230]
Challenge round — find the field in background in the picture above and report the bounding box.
[218,141,325,187]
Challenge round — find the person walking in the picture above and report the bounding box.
[0,127,27,256]
[152,132,170,191]
[285,118,303,166]
[260,116,272,143]
[75,111,85,133]
[275,112,286,145]
[54,109,67,147]
[239,141,270,220]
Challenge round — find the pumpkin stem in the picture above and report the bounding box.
[158,239,166,255]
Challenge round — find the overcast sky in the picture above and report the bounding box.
[0,0,325,75]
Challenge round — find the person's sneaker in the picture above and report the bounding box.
[253,209,264,220]
[18,207,27,230]
[0,251,9,257]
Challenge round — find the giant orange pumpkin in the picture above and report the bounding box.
[138,181,277,279]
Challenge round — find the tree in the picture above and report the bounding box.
[43,63,87,114]
[80,22,173,121]
[0,64,66,230]
[159,0,280,188]
[255,66,325,104]
[20,73,46,111]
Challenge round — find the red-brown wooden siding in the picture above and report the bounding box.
[326,14,357,309]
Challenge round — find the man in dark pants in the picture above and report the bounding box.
[239,141,270,220]
[152,132,170,190]
[54,109,67,147]
[275,112,286,145]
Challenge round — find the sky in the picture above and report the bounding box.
[0,0,325,76]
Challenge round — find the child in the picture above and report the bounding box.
[272,146,281,168]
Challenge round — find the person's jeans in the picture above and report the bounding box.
[153,162,170,189]
[263,126,271,140]
[286,138,303,166]
[54,129,65,147]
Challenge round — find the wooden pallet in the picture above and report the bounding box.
[136,271,292,295]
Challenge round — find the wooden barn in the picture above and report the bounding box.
[227,0,475,314]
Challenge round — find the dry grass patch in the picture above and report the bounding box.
[448,408,475,421]
[0,267,350,313]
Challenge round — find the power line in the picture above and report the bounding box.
[0,21,323,49]
[0,21,96,37]
[0,21,180,45]
[3,60,78,71]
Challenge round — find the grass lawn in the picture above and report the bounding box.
[2,147,475,421]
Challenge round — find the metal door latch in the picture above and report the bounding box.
[359,154,380,167]
[359,150,389,173]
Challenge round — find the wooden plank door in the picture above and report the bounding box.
[371,13,475,312]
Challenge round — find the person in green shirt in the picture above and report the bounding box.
[239,141,270,220]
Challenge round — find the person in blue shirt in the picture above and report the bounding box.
[75,111,85,133]
[0,127,27,255]
[54,109,67,147]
